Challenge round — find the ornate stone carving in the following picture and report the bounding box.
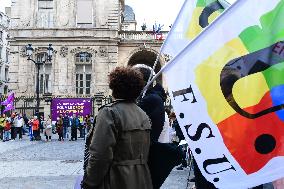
[34,47,48,53]
[138,43,149,50]
[70,47,97,55]
[33,47,57,56]
[98,46,108,57]
[60,46,68,57]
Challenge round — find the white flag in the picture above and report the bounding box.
[163,0,284,188]
[161,0,229,61]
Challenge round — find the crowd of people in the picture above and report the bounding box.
[1,66,274,189]
[54,113,94,142]
[0,112,95,142]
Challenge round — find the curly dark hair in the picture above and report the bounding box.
[109,67,144,100]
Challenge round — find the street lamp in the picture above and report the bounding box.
[26,44,54,116]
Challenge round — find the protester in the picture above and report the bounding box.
[68,114,73,139]
[28,117,34,140]
[90,114,94,128]
[82,67,152,189]
[56,115,64,141]
[23,113,29,135]
[44,115,52,142]
[135,65,165,142]
[134,64,183,189]
[85,114,92,134]
[14,113,24,140]
[39,115,44,133]
[169,112,185,145]
[3,116,11,142]
[0,114,5,141]
[32,116,40,141]
[71,114,79,141]
[63,114,69,139]
[10,113,16,141]
[158,111,171,143]
[168,112,188,171]
[78,115,84,138]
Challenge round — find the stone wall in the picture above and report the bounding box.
[0,12,10,95]
[8,0,166,100]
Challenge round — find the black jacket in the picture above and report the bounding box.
[172,120,185,141]
[138,84,166,142]
[139,84,182,189]
[63,116,70,127]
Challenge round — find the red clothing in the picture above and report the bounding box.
[4,122,11,131]
[32,119,39,131]
[56,118,63,134]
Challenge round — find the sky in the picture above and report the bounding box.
[125,0,236,30]
[0,0,236,30]
[0,0,10,13]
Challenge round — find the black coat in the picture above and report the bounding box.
[172,120,185,141]
[63,116,69,128]
[139,84,183,189]
[138,84,166,142]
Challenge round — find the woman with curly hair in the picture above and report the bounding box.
[82,67,153,189]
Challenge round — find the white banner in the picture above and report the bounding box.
[163,0,284,188]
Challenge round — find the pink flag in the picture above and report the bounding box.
[1,93,15,106]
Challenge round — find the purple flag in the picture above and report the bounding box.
[1,93,15,106]
[3,103,14,113]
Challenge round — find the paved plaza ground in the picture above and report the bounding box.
[0,134,194,189]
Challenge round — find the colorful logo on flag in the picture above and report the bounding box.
[186,0,225,39]
[195,1,284,174]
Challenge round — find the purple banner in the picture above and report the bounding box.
[51,98,92,122]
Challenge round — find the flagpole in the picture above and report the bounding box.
[141,0,190,97]
[141,50,162,98]
[0,94,3,115]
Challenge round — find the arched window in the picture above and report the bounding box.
[75,52,92,64]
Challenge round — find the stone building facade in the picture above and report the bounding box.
[8,0,167,115]
[0,12,10,96]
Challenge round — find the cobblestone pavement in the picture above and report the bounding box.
[0,134,193,189]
